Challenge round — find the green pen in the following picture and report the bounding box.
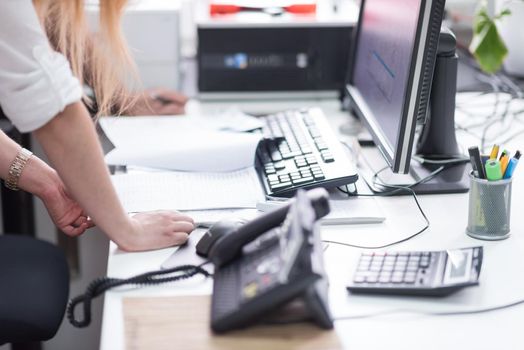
[485,159,503,181]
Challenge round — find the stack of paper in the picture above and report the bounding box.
[100,116,261,172]
[111,167,265,212]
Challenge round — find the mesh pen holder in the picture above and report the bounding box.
[467,173,512,240]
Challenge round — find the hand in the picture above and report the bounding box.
[130,88,189,116]
[121,210,195,252]
[41,181,94,237]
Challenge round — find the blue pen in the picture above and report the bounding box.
[503,150,521,179]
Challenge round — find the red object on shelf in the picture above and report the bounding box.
[285,4,317,14]
[210,3,317,16]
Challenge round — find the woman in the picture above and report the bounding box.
[0,0,194,251]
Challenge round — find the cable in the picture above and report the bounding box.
[328,165,448,249]
[333,297,524,321]
[67,262,212,328]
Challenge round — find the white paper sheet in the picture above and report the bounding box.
[111,167,265,212]
[100,117,261,172]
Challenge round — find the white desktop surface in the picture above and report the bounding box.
[100,98,524,350]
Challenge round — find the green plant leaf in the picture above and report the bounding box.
[470,15,508,73]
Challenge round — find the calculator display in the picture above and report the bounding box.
[443,249,472,285]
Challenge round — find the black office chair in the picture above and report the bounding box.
[0,234,69,346]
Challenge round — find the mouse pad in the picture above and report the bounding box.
[161,229,209,269]
[123,295,342,350]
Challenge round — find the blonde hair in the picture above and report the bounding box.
[33,0,138,118]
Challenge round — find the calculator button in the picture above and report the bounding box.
[370,264,382,272]
[379,273,391,283]
[419,258,430,268]
[395,262,407,271]
[406,262,419,271]
[391,273,404,283]
[354,275,366,283]
[382,264,394,272]
[384,256,396,263]
[398,252,409,257]
[396,256,408,263]
[366,274,379,283]
[372,255,385,263]
[403,272,417,284]
[408,255,420,263]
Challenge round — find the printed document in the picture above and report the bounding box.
[111,167,265,212]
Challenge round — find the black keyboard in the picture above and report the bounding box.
[256,107,358,197]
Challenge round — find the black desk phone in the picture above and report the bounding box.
[347,246,483,296]
[201,188,333,333]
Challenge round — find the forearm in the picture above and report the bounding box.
[34,102,134,247]
[0,131,58,198]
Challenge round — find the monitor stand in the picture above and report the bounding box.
[356,145,470,195]
[358,29,471,195]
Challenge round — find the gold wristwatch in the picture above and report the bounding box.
[5,148,33,191]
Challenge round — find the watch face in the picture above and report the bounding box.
[443,249,472,285]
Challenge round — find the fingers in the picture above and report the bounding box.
[85,218,96,228]
[169,220,195,234]
[171,232,190,246]
[152,88,189,105]
[72,216,87,227]
[61,222,89,237]
[158,103,186,115]
[125,210,196,250]
[170,212,195,225]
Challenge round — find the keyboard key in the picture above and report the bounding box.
[306,156,318,165]
[292,177,314,185]
[278,174,291,182]
[321,151,334,162]
[270,182,292,190]
[265,166,276,175]
[267,174,279,182]
[273,162,287,170]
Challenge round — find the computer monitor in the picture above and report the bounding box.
[345,0,470,194]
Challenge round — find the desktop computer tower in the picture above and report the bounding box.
[196,1,358,99]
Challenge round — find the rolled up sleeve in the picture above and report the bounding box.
[0,0,82,133]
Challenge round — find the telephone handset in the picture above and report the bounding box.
[205,188,333,333]
[201,187,331,267]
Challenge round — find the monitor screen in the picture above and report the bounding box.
[347,0,445,173]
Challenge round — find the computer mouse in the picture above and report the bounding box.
[195,219,246,258]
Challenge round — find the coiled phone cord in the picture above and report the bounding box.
[67,263,212,328]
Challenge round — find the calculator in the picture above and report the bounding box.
[347,247,483,296]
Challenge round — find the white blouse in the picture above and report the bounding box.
[0,0,82,133]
